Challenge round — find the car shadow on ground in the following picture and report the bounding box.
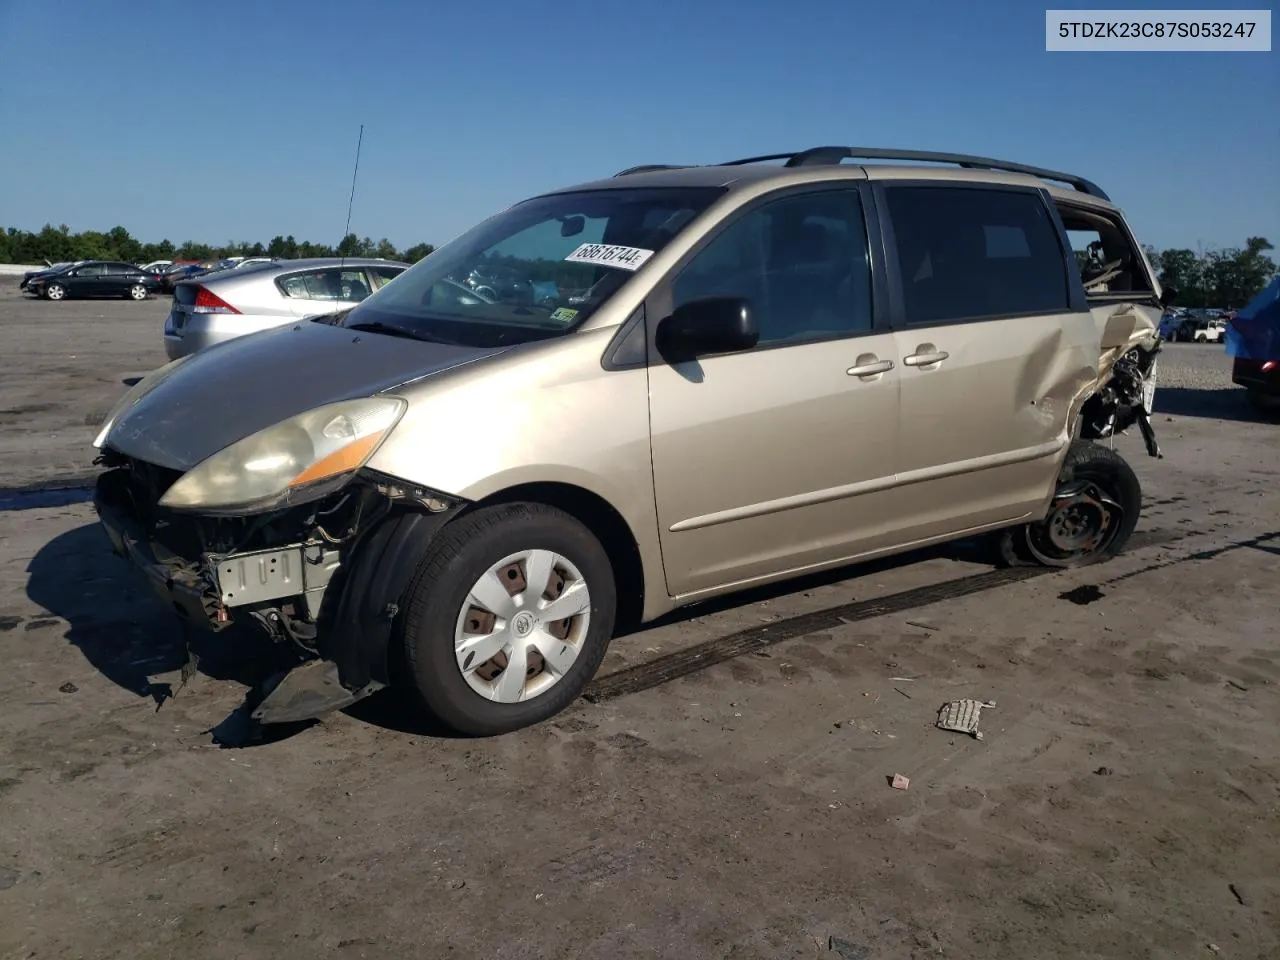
[25,523,299,741]
[1154,386,1273,424]
[25,522,999,746]
[617,536,998,636]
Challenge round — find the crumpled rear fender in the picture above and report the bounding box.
[1067,302,1160,428]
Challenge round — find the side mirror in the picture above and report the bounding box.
[1159,286,1178,307]
[656,296,758,360]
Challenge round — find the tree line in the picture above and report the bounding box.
[1143,237,1275,309]
[3,222,1274,309]
[0,223,435,266]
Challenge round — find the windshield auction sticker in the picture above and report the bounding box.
[564,243,655,271]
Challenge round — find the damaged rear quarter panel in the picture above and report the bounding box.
[1021,301,1158,518]
[1090,302,1160,384]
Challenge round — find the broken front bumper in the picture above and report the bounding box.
[92,464,463,723]
[96,494,231,629]
[93,480,341,632]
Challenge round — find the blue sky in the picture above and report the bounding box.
[1,0,1275,254]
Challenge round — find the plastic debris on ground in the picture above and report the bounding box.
[890,774,910,790]
[936,698,996,740]
[828,935,872,959]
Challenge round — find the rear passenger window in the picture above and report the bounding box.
[278,269,373,301]
[369,266,403,289]
[672,189,874,347]
[884,186,1070,325]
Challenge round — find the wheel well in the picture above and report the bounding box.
[472,482,646,631]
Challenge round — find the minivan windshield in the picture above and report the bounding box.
[338,186,724,347]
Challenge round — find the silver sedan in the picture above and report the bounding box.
[163,257,409,359]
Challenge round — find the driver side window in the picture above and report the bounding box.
[671,189,873,347]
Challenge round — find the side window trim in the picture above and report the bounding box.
[275,271,308,299]
[1056,201,1157,304]
[600,303,648,371]
[874,180,1085,331]
[635,181,887,367]
[1042,196,1091,312]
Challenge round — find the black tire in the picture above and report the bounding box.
[45,282,66,301]
[400,502,616,736]
[998,440,1142,568]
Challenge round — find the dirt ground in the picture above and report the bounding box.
[1,284,1277,960]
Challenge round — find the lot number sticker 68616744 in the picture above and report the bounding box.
[564,243,654,271]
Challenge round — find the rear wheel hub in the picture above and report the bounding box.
[1025,482,1123,564]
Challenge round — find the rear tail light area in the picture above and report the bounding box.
[1263,361,1277,374]
[192,286,241,314]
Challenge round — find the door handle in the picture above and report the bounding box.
[846,356,894,378]
[903,348,949,367]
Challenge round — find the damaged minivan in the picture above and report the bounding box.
[91,147,1165,735]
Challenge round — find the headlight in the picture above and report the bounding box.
[93,355,194,449]
[157,396,407,512]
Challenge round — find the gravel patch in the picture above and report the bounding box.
[1156,341,1235,391]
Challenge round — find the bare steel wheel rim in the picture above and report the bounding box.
[453,549,592,704]
[1024,481,1124,564]
[130,284,147,300]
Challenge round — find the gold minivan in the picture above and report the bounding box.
[92,147,1165,735]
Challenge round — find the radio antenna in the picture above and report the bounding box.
[339,123,364,269]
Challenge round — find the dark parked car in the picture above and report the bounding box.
[19,261,83,291]
[25,261,162,301]
[156,262,209,293]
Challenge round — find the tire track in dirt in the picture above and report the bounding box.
[582,526,1273,704]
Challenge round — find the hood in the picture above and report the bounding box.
[107,320,507,471]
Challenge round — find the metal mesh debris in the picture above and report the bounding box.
[936,698,996,740]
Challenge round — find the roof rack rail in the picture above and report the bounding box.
[613,164,693,177]
[720,146,1110,200]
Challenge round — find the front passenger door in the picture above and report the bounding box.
[647,186,903,598]
[70,264,107,296]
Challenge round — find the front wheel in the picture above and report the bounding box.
[999,441,1141,568]
[128,284,148,301]
[1195,334,1206,343]
[45,283,66,301]
[400,502,616,736]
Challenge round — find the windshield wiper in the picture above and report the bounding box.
[344,320,439,343]
[312,307,354,326]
